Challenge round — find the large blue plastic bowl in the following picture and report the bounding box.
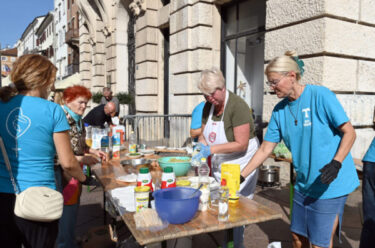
[153,187,201,224]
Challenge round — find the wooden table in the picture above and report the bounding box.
[92,152,282,246]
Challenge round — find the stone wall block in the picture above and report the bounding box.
[266,0,324,29]
[169,95,206,114]
[322,57,357,91]
[262,94,280,122]
[337,94,375,126]
[169,49,212,74]
[136,95,159,112]
[351,128,375,159]
[135,61,158,79]
[170,2,213,34]
[170,0,199,13]
[360,0,375,24]
[265,18,325,60]
[266,0,359,30]
[136,10,158,31]
[325,18,375,59]
[358,61,375,92]
[135,44,158,63]
[158,4,170,27]
[169,72,202,94]
[170,26,212,54]
[135,78,158,94]
[135,28,158,47]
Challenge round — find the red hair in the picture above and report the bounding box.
[63,85,92,103]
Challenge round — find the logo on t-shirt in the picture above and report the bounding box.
[209,131,216,143]
[6,107,31,157]
[302,108,311,126]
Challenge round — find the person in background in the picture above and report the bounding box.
[359,119,375,248]
[0,54,93,248]
[193,67,259,248]
[53,91,64,105]
[100,87,120,116]
[241,51,359,248]
[56,85,107,248]
[83,102,116,128]
[190,100,206,141]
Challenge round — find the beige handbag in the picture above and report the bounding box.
[0,135,63,222]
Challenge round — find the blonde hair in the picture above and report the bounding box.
[265,51,303,81]
[0,54,57,102]
[198,67,225,95]
[53,91,64,105]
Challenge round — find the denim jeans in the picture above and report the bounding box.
[360,161,375,248]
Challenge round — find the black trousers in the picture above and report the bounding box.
[0,192,59,248]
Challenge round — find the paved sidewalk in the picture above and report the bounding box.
[77,163,363,247]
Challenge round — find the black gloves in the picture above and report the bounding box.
[81,175,100,186]
[240,175,245,184]
[319,160,342,184]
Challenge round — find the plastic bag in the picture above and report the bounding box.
[273,142,292,159]
[134,208,169,231]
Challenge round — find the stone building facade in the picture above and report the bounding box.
[78,0,375,159]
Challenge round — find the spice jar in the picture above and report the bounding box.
[161,167,176,189]
[134,186,150,212]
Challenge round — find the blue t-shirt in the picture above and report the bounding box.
[264,85,359,199]
[0,95,70,193]
[190,101,205,129]
[363,137,375,162]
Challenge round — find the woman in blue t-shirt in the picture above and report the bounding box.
[241,51,359,248]
[0,54,96,248]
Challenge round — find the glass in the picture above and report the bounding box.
[266,74,288,87]
[238,0,266,33]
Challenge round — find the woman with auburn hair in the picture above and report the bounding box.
[0,54,95,248]
[241,51,359,248]
[55,85,107,248]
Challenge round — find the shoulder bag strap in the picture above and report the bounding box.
[0,135,20,194]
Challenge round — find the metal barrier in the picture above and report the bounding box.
[123,114,192,148]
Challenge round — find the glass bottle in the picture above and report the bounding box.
[218,179,229,222]
[128,130,137,154]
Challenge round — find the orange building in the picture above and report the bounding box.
[1,47,17,77]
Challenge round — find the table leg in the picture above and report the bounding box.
[103,190,107,225]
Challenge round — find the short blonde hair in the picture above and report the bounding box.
[265,51,303,81]
[198,67,225,95]
[0,54,57,102]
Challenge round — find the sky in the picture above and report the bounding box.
[0,0,54,49]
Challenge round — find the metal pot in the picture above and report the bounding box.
[258,165,280,183]
[120,158,151,168]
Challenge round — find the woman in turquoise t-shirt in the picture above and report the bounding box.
[241,51,359,248]
[0,54,94,248]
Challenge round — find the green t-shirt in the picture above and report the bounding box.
[202,91,255,142]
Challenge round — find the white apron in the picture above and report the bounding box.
[203,90,259,199]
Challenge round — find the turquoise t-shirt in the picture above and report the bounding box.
[264,85,359,199]
[363,137,375,162]
[0,95,70,193]
[190,101,205,129]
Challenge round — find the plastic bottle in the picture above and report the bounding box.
[137,167,153,192]
[218,179,229,222]
[161,167,176,189]
[129,130,137,154]
[198,157,210,211]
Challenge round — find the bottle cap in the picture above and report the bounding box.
[163,167,173,173]
[200,157,207,163]
[139,167,149,174]
[221,178,227,186]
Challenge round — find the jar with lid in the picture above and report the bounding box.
[161,167,176,189]
[134,186,150,212]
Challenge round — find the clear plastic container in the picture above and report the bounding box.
[198,158,210,211]
[129,130,137,154]
[218,179,229,222]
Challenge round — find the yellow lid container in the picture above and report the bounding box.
[176,180,191,187]
[135,186,150,192]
